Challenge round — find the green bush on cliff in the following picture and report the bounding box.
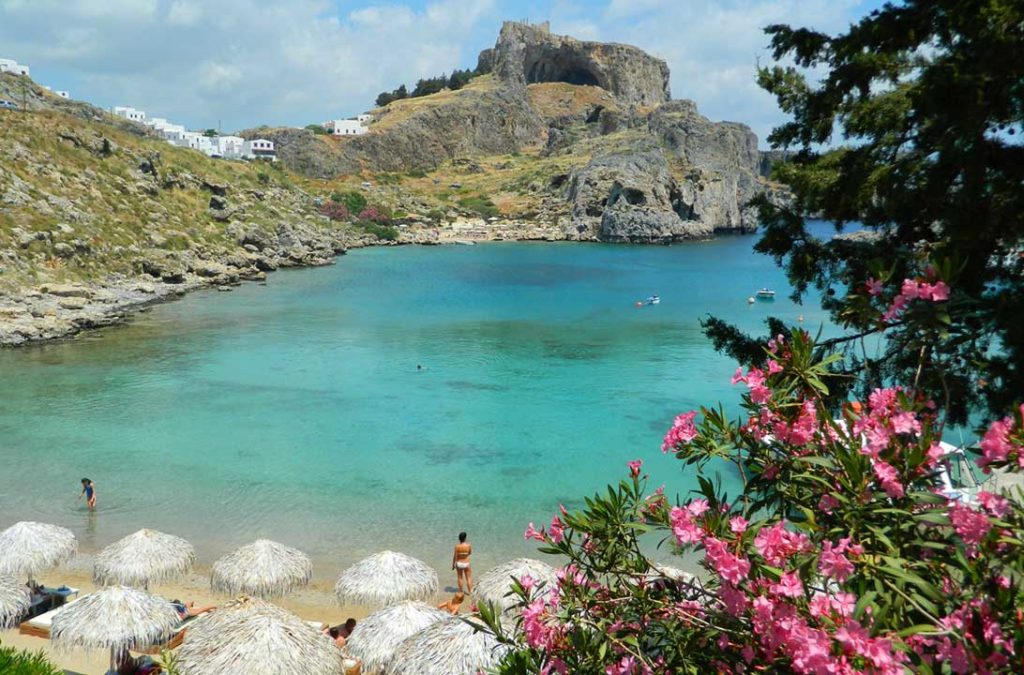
[358,222,398,241]
[457,194,499,218]
[330,191,367,214]
[0,643,62,675]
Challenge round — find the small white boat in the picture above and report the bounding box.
[647,295,660,305]
[756,288,776,299]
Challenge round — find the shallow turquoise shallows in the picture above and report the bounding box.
[0,234,832,574]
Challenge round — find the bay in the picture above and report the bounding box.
[0,231,833,573]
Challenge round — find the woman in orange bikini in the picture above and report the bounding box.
[452,531,472,593]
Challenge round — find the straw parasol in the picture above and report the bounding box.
[346,601,449,675]
[386,616,509,675]
[334,550,438,607]
[93,528,196,590]
[472,558,556,617]
[210,539,312,599]
[175,595,346,675]
[0,575,30,629]
[50,585,181,673]
[0,521,77,584]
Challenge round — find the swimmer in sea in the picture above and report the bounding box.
[78,478,96,510]
[452,531,472,593]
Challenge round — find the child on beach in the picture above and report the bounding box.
[452,531,472,593]
[78,478,96,510]
[438,591,465,615]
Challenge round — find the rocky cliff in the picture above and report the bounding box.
[0,85,354,346]
[479,21,670,107]
[263,22,783,243]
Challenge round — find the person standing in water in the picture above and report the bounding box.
[78,478,96,510]
[452,531,472,593]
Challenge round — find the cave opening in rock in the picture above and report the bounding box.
[526,58,601,87]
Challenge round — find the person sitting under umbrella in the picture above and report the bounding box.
[324,618,357,647]
[170,599,216,620]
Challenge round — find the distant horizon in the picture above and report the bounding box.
[0,1,886,145]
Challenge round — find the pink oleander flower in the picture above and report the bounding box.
[524,522,545,541]
[865,277,884,296]
[686,499,710,517]
[719,583,748,617]
[948,502,992,556]
[548,516,565,544]
[873,460,905,499]
[519,574,536,591]
[669,506,702,545]
[753,522,811,566]
[729,516,749,534]
[704,537,750,585]
[891,411,921,436]
[766,359,784,375]
[606,656,636,675]
[977,416,1016,471]
[627,459,643,477]
[977,491,1010,518]
[818,493,840,514]
[522,597,556,648]
[919,280,950,301]
[731,366,746,385]
[818,539,856,581]
[662,411,698,452]
[770,571,804,598]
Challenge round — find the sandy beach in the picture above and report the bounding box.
[1,560,393,675]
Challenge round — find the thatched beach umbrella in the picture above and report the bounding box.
[0,521,77,584]
[346,601,449,675]
[94,528,196,590]
[386,616,509,675]
[210,539,312,599]
[335,550,438,607]
[0,575,30,629]
[175,595,346,675]
[472,558,556,617]
[50,585,180,673]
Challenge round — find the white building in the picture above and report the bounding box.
[325,118,367,136]
[242,138,276,159]
[0,58,30,76]
[356,114,372,124]
[112,106,146,122]
[215,135,245,158]
[55,90,69,98]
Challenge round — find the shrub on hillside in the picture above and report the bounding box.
[318,201,350,221]
[357,206,392,224]
[457,195,499,218]
[359,222,399,241]
[330,191,367,215]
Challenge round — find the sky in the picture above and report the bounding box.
[0,0,886,145]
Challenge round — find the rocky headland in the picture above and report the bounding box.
[246,21,787,243]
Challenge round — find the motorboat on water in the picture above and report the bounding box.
[756,288,776,299]
[635,295,661,307]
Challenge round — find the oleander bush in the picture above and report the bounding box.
[0,642,62,675]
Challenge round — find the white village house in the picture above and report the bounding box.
[325,116,370,136]
[112,106,146,122]
[242,138,276,159]
[0,58,30,76]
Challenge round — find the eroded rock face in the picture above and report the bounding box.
[566,152,713,242]
[480,21,670,107]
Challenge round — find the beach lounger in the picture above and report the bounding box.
[139,615,201,654]
[18,594,84,639]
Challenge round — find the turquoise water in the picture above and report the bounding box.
[0,235,831,575]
